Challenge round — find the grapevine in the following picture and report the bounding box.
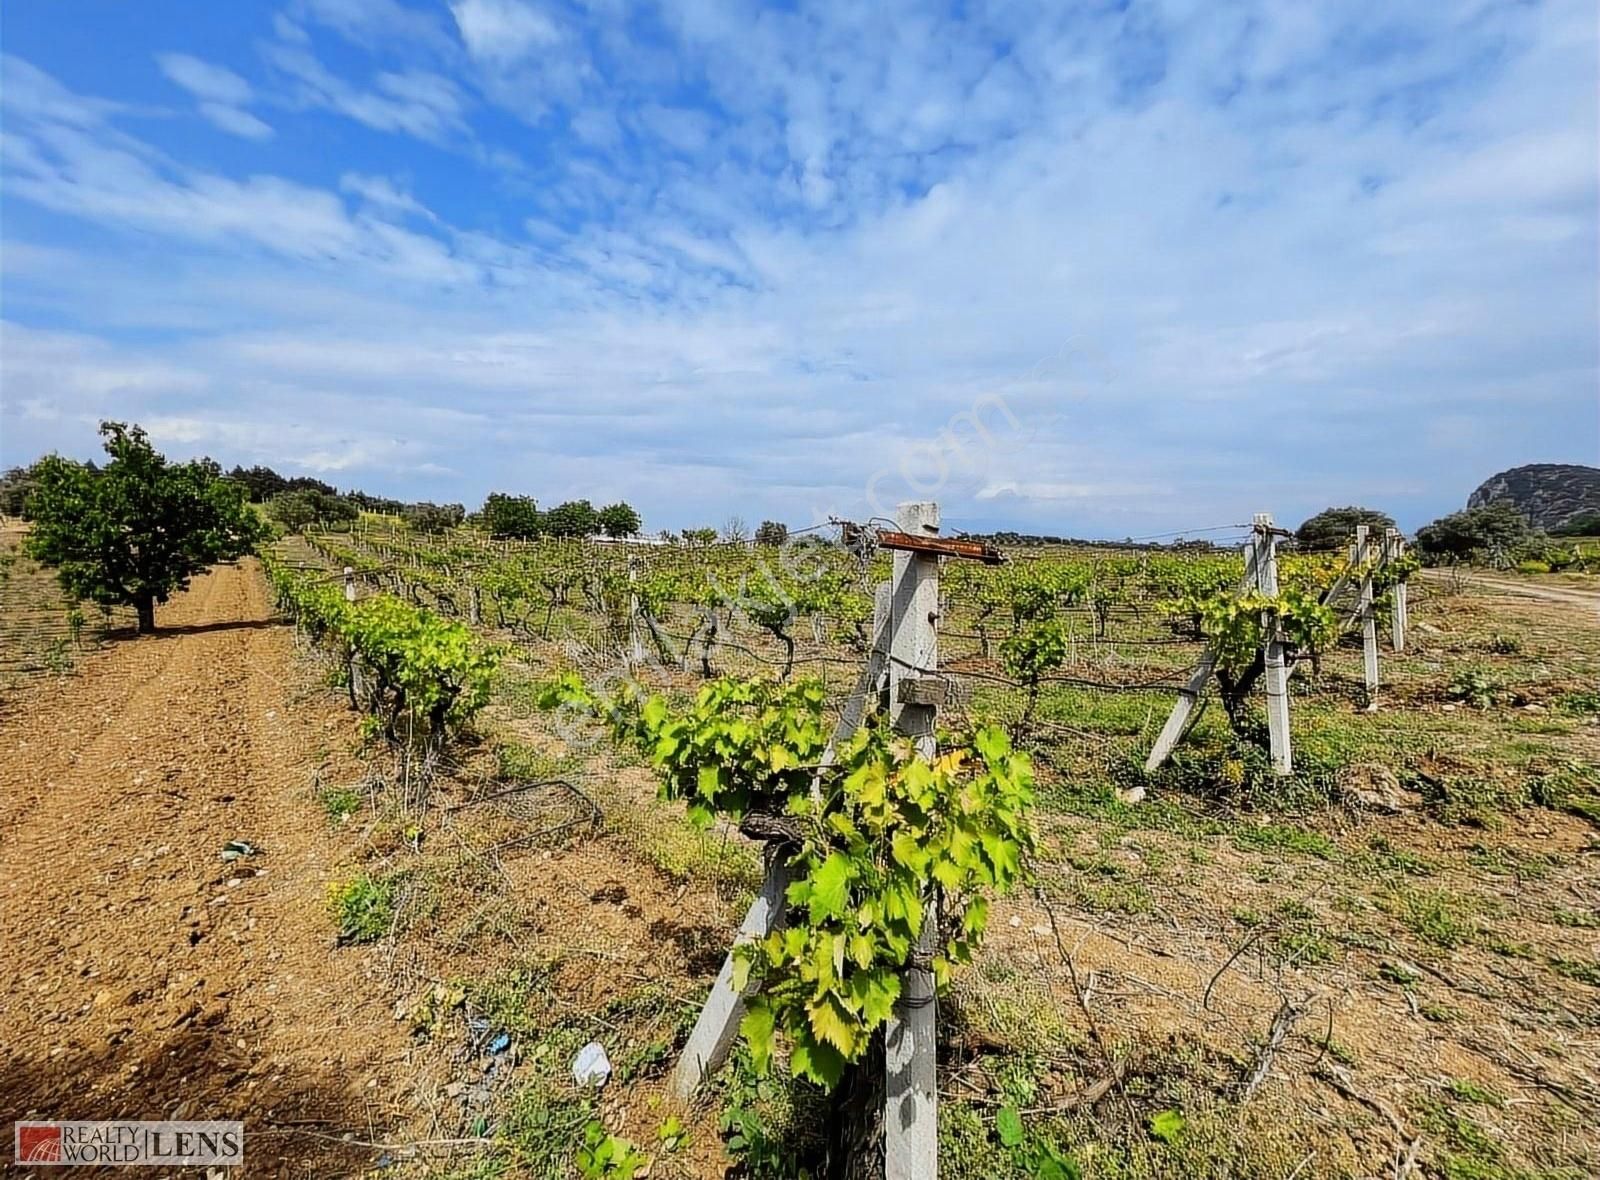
[266,554,499,745]
[541,673,1035,1088]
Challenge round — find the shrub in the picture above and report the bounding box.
[1446,667,1502,709]
[1294,506,1396,552]
[1414,503,1530,567]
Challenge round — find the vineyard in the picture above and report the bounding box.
[4,506,1599,1179]
[239,507,1600,1178]
[277,512,1421,781]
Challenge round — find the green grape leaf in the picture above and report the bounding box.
[806,852,854,924]
[806,992,859,1055]
[789,1033,847,1089]
[739,999,776,1074]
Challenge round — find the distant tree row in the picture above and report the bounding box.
[475,494,640,539]
[225,465,467,535]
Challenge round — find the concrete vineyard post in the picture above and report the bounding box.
[1253,514,1292,775]
[627,556,642,671]
[1144,542,1259,773]
[884,501,940,1180]
[1356,526,1379,704]
[1386,528,1407,653]
[344,566,364,703]
[670,859,793,1099]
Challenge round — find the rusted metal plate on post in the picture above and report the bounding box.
[874,530,1004,565]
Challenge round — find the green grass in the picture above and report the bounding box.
[1232,823,1337,861]
[1076,878,1155,915]
[1357,836,1435,877]
[1445,1079,1505,1107]
[1548,957,1600,986]
[1466,843,1560,881]
[1277,930,1334,965]
[493,740,567,782]
[327,870,406,943]
[319,783,363,822]
[1388,887,1481,950]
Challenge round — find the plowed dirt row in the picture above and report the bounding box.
[0,561,416,1176]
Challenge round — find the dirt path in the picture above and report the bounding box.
[0,561,416,1176]
[1421,568,1600,610]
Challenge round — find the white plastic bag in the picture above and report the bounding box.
[571,1041,612,1087]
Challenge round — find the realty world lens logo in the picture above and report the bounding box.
[14,1122,244,1167]
[17,1124,62,1163]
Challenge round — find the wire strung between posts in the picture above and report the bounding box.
[887,652,1197,695]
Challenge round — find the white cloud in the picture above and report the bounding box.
[2,2,1596,532]
[157,52,274,140]
[449,0,560,66]
[339,173,434,219]
[1,73,478,285]
[156,53,252,105]
[196,101,274,140]
[265,41,467,143]
[289,0,450,53]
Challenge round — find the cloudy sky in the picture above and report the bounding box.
[1,0,1595,536]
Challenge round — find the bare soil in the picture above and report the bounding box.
[0,561,417,1176]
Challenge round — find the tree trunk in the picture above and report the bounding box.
[1216,654,1266,740]
[823,1033,886,1178]
[134,593,156,634]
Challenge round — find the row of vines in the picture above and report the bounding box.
[292,520,1408,752]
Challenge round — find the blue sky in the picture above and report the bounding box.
[1,0,1595,537]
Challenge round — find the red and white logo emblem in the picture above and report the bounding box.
[17,1123,64,1163]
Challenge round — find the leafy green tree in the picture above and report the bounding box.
[597,502,642,538]
[544,498,599,538]
[478,493,542,540]
[1415,502,1531,566]
[267,489,359,533]
[25,422,268,632]
[682,527,719,547]
[226,464,290,503]
[754,520,789,547]
[1294,506,1396,552]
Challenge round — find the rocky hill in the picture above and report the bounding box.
[1467,463,1600,532]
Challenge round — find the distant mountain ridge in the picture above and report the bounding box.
[1467,463,1600,531]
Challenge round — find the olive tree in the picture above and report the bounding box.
[754,520,789,546]
[478,493,542,540]
[25,422,267,632]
